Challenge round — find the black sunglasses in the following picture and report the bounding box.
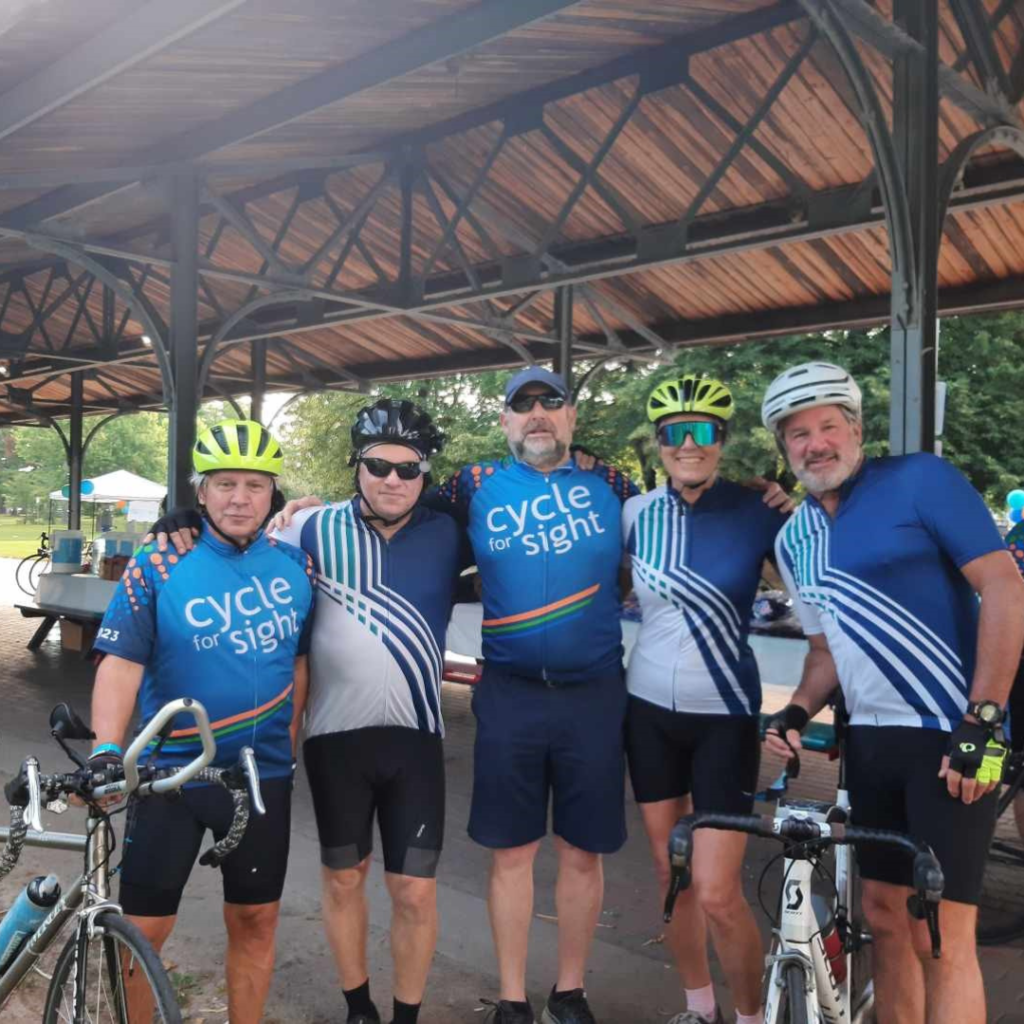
[507,393,566,414]
[360,457,427,481]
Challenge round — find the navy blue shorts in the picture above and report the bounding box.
[468,665,628,853]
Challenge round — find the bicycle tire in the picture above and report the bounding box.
[977,757,1024,946]
[15,553,44,598]
[41,910,181,1023]
[778,961,811,1024]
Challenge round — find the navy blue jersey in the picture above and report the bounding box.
[94,531,315,777]
[433,457,638,681]
[623,480,787,715]
[777,454,1003,731]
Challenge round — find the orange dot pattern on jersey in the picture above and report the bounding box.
[122,556,148,610]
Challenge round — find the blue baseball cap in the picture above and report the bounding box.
[504,366,570,405]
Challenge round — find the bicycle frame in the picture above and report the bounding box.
[0,816,103,1008]
[764,785,873,1024]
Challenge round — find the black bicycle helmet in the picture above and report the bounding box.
[349,398,445,465]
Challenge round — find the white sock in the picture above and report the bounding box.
[684,985,716,1020]
[736,1011,764,1024]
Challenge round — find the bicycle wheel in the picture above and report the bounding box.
[776,961,811,1024]
[977,757,1024,946]
[15,553,44,597]
[42,910,181,1023]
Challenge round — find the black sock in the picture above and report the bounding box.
[344,979,377,1019]
[392,997,421,1024]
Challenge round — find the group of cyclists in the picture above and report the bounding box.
[83,358,1023,1024]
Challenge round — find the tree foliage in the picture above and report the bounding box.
[3,311,1024,513]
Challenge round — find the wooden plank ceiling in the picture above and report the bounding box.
[0,0,1023,423]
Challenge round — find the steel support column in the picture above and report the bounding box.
[167,174,199,507]
[67,374,83,530]
[250,339,266,424]
[889,0,939,454]
[553,285,574,394]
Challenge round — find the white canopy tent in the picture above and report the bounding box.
[50,469,165,522]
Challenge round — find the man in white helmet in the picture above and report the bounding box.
[762,362,1024,1024]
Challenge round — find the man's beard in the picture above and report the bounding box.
[513,432,567,467]
[793,448,861,495]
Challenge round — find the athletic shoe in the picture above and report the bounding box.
[666,1008,724,1024]
[480,998,537,1023]
[541,988,597,1024]
[347,1012,381,1023]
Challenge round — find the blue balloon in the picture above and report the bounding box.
[1011,508,1023,523]
[60,484,70,498]
[1008,489,1024,510]
[80,480,94,495]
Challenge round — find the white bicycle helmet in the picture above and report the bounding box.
[761,362,862,431]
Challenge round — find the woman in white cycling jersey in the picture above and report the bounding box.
[621,375,788,1024]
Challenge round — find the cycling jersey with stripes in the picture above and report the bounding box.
[433,457,637,681]
[274,499,463,737]
[623,480,786,715]
[776,454,1003,732]
[94,531,316,777]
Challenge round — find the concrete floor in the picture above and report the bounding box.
[1,559,1022,1022]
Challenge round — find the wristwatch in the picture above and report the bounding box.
[966,700,1005,727]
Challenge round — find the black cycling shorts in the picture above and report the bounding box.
[304,726,445,879]
[846,726,998,905]
[119,776,292,918]
[625,695,761,814]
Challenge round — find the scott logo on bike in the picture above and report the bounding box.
[784,879,803,911]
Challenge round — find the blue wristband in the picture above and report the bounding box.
[90,743,122,759]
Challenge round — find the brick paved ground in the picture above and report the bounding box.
[1,575,1022,1021]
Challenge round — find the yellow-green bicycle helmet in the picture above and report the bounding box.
[192,419,283,476]
[646,374,735,423]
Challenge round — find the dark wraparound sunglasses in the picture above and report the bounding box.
[507,393,566,414]
[656,420,722,448]
[360,457,428,480]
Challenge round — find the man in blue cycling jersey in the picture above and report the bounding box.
[432,367,637,1024]
[273,399,463,1024]
[763,363,1024,1024]
[90,420,315,1024]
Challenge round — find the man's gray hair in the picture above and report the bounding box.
[190,470,207,491]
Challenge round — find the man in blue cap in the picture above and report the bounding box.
[434,367,637,1024]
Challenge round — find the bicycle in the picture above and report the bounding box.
[0,696,264,1022]
[16,531,50,598]
[977,747,1024,945]
[664,746,944,1024]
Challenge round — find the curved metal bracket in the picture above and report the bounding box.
[82,412,126,459]
[17,235,173,403]
[796,0,916,322]
[571,358,619,403]
[198,289,324,396]
[267,391,305,429]
[937,125,1024,227]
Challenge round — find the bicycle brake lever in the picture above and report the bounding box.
[240,747,265,816]
[663,824,694,922]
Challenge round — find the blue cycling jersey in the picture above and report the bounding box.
[434,457,637,681]
[274,498,464,738]
[623,479,787,716]
[93,531,316,777]
[777,454,1003,732]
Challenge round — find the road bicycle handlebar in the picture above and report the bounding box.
[664,811,945,958]
[1,700,265,882]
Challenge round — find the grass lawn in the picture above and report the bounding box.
[0,515,137,558]
[0,519,50,558]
